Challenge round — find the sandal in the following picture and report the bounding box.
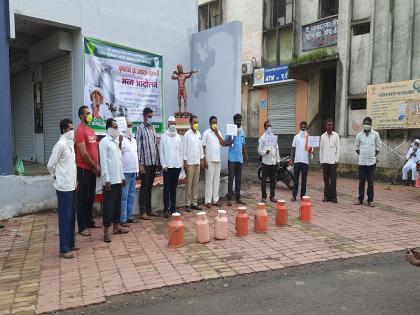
[79,229,91,236]
[120,223,130,227]
[113,228,129,234]
[60,252,75,259]
[127,218,139,223]
[89,223,103,229]
[103,234,112,243]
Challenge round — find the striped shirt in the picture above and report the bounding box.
[136,123,159,166]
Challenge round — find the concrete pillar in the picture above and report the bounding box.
[0,0,13,175]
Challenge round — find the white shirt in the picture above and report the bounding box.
[319,131,340,164]
[160,130,183,169]
[202,129,223,162]
[99,135,125,185]
[258,133,280,165]
[292,132,310,164]
[354,129,381,166]
[183,128,204,165]
[406,146,420,163]
[121,134,139,174]
[47,136,77,191]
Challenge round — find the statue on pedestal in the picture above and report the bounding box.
[171,64,197,115]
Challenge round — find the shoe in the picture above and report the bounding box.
[291,197,297,202]
[103,234,112,243]
[78,229,91,236]
[127,218,139,223]
[164,211,170,218]
[191,205,202,210]
[213,202,222,207]
[205,203,212,209]
[354,200,363,205]
[331,199,337,203]
[120,222,130,227]
[261,197,267,202]
[367,201,375,207]
[71,247,80,251]
[0,223,4,229]
[269,197,277,203]
[140,213,150,220]
[147,211,160,217]
[236,200,246,205]
[88,222,102,229]
[60,252,75,259]
[226,201,232,206]
[185,207,192,212]
[322,198,329,202]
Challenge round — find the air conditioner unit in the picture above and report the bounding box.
[242,61,253,75]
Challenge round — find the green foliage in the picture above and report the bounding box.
[291,48,330,64]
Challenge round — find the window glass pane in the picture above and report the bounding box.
[274,0,286,26]
[209,0,222,28]
[263,30,277,67]
[320,0,338,18]
[353,22,370,36]
[199,5,209,31]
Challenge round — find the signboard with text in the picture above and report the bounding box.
[367,79,420,130]
[302,17,338,51]
[253,65,289,86]
[84,37,163,135]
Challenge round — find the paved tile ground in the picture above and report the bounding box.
[1,172,420,314]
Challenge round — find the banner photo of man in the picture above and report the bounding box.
[84,37,163,135]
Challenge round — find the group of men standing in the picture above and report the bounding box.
[259,116,383,208]
[47,106,247,258]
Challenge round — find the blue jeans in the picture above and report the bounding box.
[56,190,76,254]
[120,173,136,223]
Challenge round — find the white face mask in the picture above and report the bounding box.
[265,127,272,135]
[363,124,371,131]
[107,128,119,139]
[299,130,307,136]
[126,127,133,135]
[169,125,177,133]
[62,130,74,142]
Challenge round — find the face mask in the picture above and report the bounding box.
[86,114,93,123]
[193,123,199,131]
[265,127,272,135]
[363,124,371,131]
[107,128,119,139]
[300,126,307,132]
[169,125,177,133]
[326,126,333,133]
[211,123,218,130]
[63,130,74,142]
[126,127,133,135]
[236,123,241,128]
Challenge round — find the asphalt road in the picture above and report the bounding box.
[60,251,420,315]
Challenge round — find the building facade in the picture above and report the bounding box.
[198,0,420,168]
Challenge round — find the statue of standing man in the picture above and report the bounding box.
[171,64,197,114]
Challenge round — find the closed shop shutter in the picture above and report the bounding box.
[12,70,34,161]
[267,82,296,134]
[43,53,72,161]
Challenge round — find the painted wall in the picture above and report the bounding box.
[10,0,198,124]
[190,21,243,171]
[349,33,370,95]
[295,80,308,133]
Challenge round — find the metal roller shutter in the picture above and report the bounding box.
[43,53,72,161]
[12,70,34,161]
[267,82,296,134]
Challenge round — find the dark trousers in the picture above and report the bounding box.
[228,161,243,201]
[139,165,157,214]
[322,163,337,201]
[358,164,376,202]
[56,190,76,254]
[293,162,309,199]
[103,184,122,227]
[261,164,277,199]
[163,168,181,213]
[76,167,96,232]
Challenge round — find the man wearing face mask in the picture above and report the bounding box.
[120,119,139,226]
[258,121,280,202]
[319,118,340,203]
[354,117,382,207]
[47,119,78,259]
[225,113,248,206]
[202,116,227,208]
[183,115,205,212]
[75,106,101,236]
[160,116,183,218]
[402,139,420,186]
[136,107,160,220]
[291,121,313,201]
[99,119,128,242]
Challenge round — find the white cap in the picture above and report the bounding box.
[168,116,176,122]
[414,139,420,144]
[90,86,104,96]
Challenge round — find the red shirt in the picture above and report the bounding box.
[75,124,98,170]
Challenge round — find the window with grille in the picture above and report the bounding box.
[198,0,223,31]
[319,0,338,19]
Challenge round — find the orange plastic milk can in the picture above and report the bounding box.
[236,207,248,236]
[254,202,268,233]
[168,212,184,248]
[276,199,288,226]
[196,211,211,244]
[299,196,312,223]
[214,210,229,240]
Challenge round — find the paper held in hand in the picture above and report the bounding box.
[226,124,238,136]
[307,136,320,148]
[116,116,128,134]
[265,134,278,147]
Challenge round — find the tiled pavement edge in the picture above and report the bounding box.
[0,173,419,314]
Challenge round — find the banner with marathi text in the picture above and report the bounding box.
[84,37,163,134]
[367,79,420,130]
